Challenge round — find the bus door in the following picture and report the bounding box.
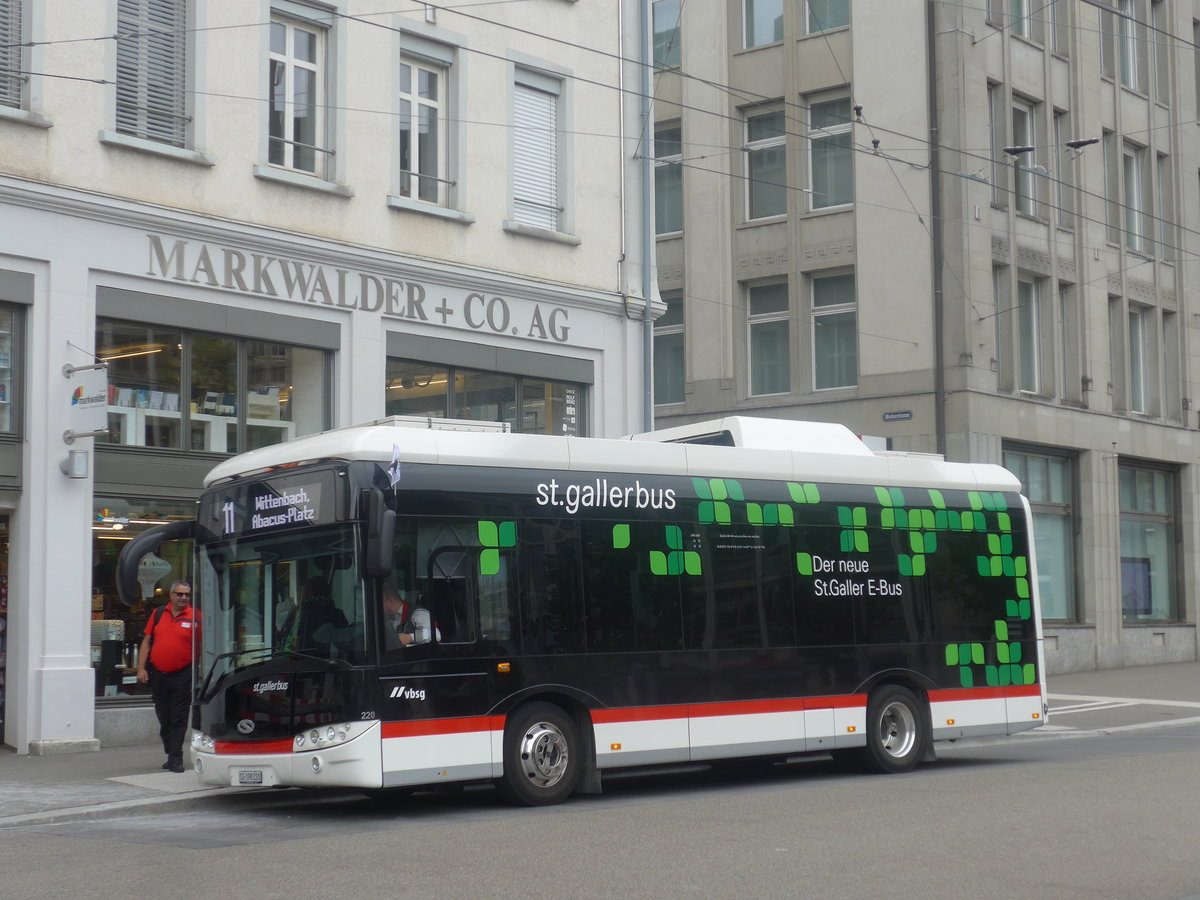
[379,545,506,786]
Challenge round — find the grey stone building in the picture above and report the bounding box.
[649,0,1199,673]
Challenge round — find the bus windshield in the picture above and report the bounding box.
[196,523,367,691]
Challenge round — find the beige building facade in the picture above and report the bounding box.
[650,0,1199,673]
[0,0,652,752]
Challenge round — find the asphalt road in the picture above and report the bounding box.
[2,673,1199,900]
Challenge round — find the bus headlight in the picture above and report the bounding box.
[293,721,367,752]
[192,733,215,752]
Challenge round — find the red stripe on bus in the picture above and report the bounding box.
[382,716,505,739]
[928,684,1043,703]
[213,738,294,755]
[592,694,867,725]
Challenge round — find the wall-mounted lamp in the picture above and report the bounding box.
[61,448,89,479]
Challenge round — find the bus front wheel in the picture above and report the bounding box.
[499,702,580,806]
[863,685,926,774]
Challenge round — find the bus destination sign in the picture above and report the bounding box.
[209,474,336,538]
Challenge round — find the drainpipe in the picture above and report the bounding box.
[640,0,654,433]
[927,0,946,456]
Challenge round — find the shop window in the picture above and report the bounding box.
[1118,464,1177,621]
[1004,447,1077,621]
[98,319,328,452]
[91,497,195,700]
[385,357,585,436]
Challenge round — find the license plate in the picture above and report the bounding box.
[237,769,264,785]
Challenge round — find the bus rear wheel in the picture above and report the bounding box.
[862,685,926,774]
[499,702,580,806]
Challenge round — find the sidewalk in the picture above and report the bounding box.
[2,660,1198,827]
[0,741,243,827]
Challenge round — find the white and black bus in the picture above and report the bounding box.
[116,416,1047,805]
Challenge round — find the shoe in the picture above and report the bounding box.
[161,761,170,770]
[168,761,186,773]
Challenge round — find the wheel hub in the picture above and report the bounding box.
[518,721,569,787]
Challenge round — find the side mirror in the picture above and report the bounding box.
[364,489,395,578]
[115,520,196,607]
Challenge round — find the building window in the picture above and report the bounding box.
[115,0,188,147]
[744,108,786,219]
[1003,448,1076,621]
[0,0,25,109]
[654,124,683,235]
[268,7,330,177]
[747,281,789,396]
[1123,143,1147,252]
[397,57,448,205]
[1118,464,1177,621]
[654,291,685,405]
[745,0,783,48]
[1118,0,1145,92]
[1128,305,1150,413]
[1151,0,1169,103]
[512,69,563,232]
[1017,277,1040,393]
[1103,130,1120,243]
[808,96,853,209]
[1011,98,1036,216]
[812,272,856,389]
[97,319,328,453]
[91,496,195,700]
[987,83,1007,206]
[0,305,19,434]
[652,0,681,69]
[385,358,585,436]
[808,0,849,33]
[1155,153,1173,256]
[1053,110,1073,226]
[1194,20,1200,120]
[1050,0,1070,55]
[1009,0,1033,39]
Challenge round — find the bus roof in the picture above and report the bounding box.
[203,416,1021,494]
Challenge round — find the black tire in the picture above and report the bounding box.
[498,702,580,806]
[862,685,926,774]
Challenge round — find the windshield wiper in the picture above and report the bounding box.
[272,646,353,670]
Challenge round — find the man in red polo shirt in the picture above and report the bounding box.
[136,580,195,773]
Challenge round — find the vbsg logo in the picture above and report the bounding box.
[389,685,426,701]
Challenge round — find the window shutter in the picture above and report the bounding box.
[116,0,188,146]
[512,83,559,230]
[0,0,23,108]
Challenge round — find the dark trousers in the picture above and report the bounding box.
[150,665,192,763]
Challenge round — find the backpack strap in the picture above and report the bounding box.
[147,605,167,664]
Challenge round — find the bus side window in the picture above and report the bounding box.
[478,551,517,645]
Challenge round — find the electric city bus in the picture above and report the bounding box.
[116,415,1047,806]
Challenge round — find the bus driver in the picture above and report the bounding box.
[382,583,436,649]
